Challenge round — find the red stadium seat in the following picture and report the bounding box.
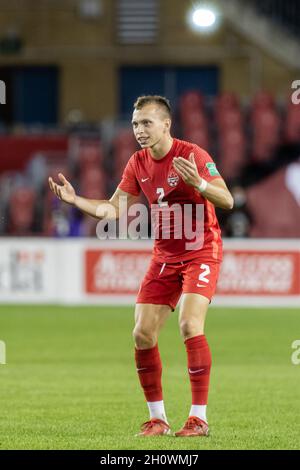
[179,91,204,113]
[183,127,210,150]
[113,129,136,152]
[45,154,71,185]
[47,165,70,182]
[215,92,239,111]
[217,109,244,132]
[252,109,281,161]
[219,131,246,180]
[80,167,106,199]
[179,92,209,150]
[78,144,103,172]
[181,110,208,131]
[113,129,137,181]
[215,93,241,129]
[114,147,133,180]
[252,91,275,111]
[253,109,280,134]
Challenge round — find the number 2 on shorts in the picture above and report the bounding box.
[197,263,210,287]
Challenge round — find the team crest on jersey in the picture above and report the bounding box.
[167,171,180,187]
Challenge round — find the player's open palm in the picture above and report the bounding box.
[48,173,76,205]
[173,153,202,188]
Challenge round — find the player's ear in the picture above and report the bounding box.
[164,118,171,132]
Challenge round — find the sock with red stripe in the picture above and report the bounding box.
[135,344,168,423]
[185,334,212,423]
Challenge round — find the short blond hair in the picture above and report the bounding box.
[133,95,171,118]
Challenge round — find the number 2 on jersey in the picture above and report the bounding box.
[156,188,168,207]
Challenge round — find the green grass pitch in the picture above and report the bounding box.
[0,304,299,450]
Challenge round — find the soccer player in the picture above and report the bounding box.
[49,95,233,437]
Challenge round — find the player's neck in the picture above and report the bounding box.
[149,136,173,160]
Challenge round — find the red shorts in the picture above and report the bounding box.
[136,257,221,310]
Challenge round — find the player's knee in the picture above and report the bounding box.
[133,326,157,348]
[179,318,203,339]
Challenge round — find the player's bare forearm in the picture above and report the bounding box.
[49,175,138,220]
[196,180,234,210]
[74,196,119,220]
[49,174,120,220]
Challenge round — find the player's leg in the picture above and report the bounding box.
[179,292,209,339]
[133,260,182,436]
[175,260,221,437]
[133,303,172,436]
[178,294,211,429]
[133,303,171,349]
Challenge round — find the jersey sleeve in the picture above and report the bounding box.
[118,155,141,196]
[192,146,222,183]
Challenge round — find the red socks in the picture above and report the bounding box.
[135,336,211,405]
[185,335,212,405]
[135,344,163,402]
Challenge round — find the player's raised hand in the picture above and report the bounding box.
[48,173,76,204]
[173,152,202,188]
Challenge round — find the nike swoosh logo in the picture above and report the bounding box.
[137,367,148,372]
[189,368,205,374]
[197,284,206,288]
[141,178,149,182]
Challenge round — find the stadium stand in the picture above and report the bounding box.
[0,91,299,239]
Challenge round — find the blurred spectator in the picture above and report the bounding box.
[246,162,300,238]
[26,154,47,192]
[219,186,251,238]
[8,187,37,235]
[43,193,82,237]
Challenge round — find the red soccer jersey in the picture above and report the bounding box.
[118,138,223,263]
